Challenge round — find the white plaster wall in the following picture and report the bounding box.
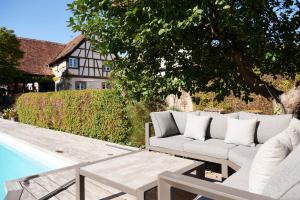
[52,60,67,77]
[67,77,108,90]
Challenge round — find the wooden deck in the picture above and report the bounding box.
[0,119,138,200]
[6,166,137,200]
[0,120,201,200]
[6,155,200,200]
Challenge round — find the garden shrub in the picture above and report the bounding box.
[16,90,131,144]
[126,102,150,147]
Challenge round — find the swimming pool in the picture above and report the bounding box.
[0,143,51,199]
[0,133,73,199]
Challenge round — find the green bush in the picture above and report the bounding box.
[126,102,150,147]
[16,90,131,144]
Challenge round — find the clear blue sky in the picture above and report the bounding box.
[0,0,79,44]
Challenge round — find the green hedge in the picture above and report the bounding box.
[16,90,138,144]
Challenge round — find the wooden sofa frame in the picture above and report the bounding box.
[145,122,240,178]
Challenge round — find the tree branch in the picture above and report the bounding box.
[208,13,284,102]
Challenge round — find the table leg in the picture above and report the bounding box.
[196,163,205,179]
[136,189,145,200]
[76,169,85,200]
[158,178,171,200]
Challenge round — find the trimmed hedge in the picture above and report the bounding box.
[16,90,132,144]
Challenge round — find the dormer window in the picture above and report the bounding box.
[69,57,78,68]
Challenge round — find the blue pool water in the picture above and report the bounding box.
[0,143,50,199]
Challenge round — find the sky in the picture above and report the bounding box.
[0,0,79,44]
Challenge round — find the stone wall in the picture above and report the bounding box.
[165,91,193,111]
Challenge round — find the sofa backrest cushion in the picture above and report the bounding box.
[199,111,239,139]
[239,112,292,143]
[262,143,300,200]
[248,127,300,194]
[150,111,179,138]
[171,111,200,134]
[289,117,300,133]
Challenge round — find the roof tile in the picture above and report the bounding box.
[17,35,84,76]
[18,37,65,76]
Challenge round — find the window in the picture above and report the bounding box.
[75,81,87,90]
[102,82,111,89]
[69,57,79,68]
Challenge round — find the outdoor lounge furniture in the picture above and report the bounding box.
[145,111,292,178]
[158,137,300,199]
[76,151,204,200]
[146,110,300,199]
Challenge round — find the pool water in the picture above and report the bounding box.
[0,143,50,199]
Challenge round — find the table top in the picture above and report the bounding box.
[80,151,202,191]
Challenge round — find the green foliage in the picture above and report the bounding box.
[126,102,150,147]
[0,27,23,84]
[2,108,17,119]
[16,90,151,146]
[68,0,300,102]
[16,90,131,144]
[193,92,232,112]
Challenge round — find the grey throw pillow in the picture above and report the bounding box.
[150,111,179,137]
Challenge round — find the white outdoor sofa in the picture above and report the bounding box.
[145,111,300,199]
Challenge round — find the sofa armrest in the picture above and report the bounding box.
[145,122,153,150]
[158,172,274,200]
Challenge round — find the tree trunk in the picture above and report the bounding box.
[209,24,300,117]
[232,52,300,117]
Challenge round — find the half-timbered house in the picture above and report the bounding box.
[14,35,112,93]
[49,35,113,91]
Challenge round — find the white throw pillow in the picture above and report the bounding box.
[224,118,257,146]
[183,115,211,141]
[248,127,300,194]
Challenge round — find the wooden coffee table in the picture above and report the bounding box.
[76,151,204,200]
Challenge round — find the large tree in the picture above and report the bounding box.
[68,1,300,114]
[0,27,23,84]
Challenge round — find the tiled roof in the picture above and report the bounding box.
[51,34,85,64]
[18,35,84,76]
[18,37,65,76]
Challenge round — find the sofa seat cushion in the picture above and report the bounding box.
[222,163,251,191]
[239,112,292,144]
[228,145,261,167]
[183,139,236,159]
[149,135,194,151]
[262,143,300,200]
